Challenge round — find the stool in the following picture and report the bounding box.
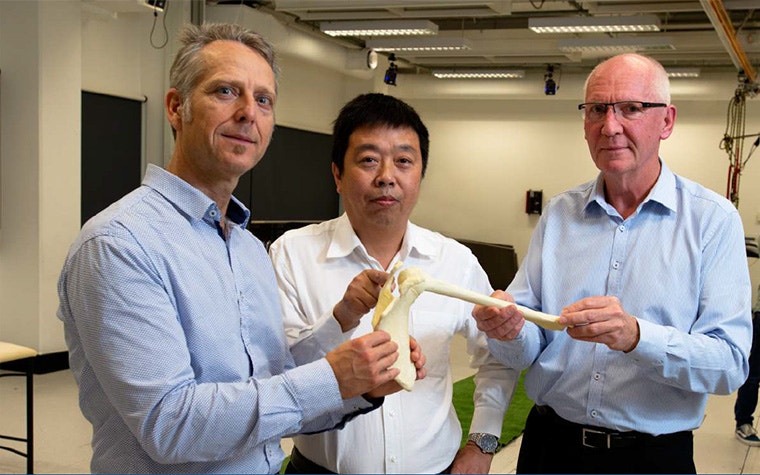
[0,342,37,474]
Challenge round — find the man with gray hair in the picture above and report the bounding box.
[472,53,752,473]
[57,23,423,474]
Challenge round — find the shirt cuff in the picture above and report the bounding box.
[626,317,666,367]
[470,405,506,439]
[286,358,345,421]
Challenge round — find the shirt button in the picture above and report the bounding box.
[210,210,218,217]
[618,225,625,232]
[591,410,598,418]
[389,411,395,417]
[390,456,397,463]
[594,373,601,380]
[612,261,620,269]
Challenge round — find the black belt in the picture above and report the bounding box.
[534,405,690,450]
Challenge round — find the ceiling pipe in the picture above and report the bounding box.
[699,0,757,85]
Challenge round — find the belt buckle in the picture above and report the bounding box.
[582,428,611,449]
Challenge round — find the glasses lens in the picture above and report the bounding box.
[583,102,650,121]
[616,102,645,119]
[587,104,608,120]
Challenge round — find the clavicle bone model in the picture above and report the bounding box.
[373,264,566,391]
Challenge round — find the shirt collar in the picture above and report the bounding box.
[142,164,251,227]
[326,213,439,262]
[586,159,677,216]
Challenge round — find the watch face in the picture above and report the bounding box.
[482,435,498,452]
[470,433,498,453]
[367,49,378,70]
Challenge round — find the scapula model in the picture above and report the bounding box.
[372,262,417,391]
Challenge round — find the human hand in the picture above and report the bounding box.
[365,335,427,397]
[471,290,524,340]
[450,442,494,474]
[326,330,400,399]
[561,296,640,352]
[333,269,389,332]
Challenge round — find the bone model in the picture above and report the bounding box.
[373,264,566,391]
[372,262,417,390]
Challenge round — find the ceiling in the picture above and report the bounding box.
[220,0,760,80]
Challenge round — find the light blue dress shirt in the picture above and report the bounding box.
[489,160,752,436]
[57,165,373,474]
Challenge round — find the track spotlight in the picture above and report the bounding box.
[544,65,558,95]
[384,53,398,86]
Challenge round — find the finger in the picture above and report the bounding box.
[416,365,427,380]
[364,269,390,287]
[364,329,393,346]
[413,349,426,369]
[563,295,616,313]
[472,304,502,323]
[378,344,400,366]
[491,289,512,301]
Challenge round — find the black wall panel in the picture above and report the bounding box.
[81,91,142,226]
[235,125,339,221]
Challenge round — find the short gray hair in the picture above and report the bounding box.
[169,22,279,103]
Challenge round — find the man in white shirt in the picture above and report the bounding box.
[269,93,519,474]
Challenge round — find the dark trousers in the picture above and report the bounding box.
[516,405,696,474]
[284,447,335,474]
[735,313,760,427]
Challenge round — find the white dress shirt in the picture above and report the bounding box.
[269,214,519,474]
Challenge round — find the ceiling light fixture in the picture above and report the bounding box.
[529,14,661,34]
[557,36,675,55]
[366,37,472,52]
[432,69,525,79]
[666,67,701,78]
[320,19,438,37]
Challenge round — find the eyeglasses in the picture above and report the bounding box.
[578,101,667,121]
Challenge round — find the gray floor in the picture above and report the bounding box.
[1,338,760,474]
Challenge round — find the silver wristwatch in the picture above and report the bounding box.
[467,432,499,454]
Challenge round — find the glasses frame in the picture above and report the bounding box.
[578,101,668,121]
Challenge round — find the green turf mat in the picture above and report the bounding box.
[452,370,533,449]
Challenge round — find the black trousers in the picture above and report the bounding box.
[734,312,760,427]
[284,447,335,474]
[517,405,696,474]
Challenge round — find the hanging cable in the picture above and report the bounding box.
[719,76,749,208]
[150,0,169,49]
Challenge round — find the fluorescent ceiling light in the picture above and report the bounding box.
[432,69,525,79]
[557,36,675,54]
[529,14,660,34]
[666,67,701,78]
[366,37,472,52]
[320,19,438,37]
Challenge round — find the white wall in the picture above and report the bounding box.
[2,0,759,354]
[0,1,83,352]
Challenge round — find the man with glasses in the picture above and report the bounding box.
[472,53,752,473]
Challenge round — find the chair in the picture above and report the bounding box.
[0,342,37,474]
